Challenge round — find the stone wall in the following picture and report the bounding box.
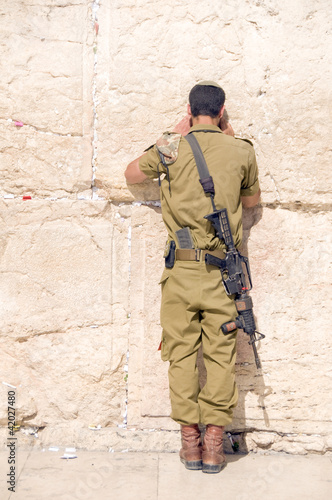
[0,0,331,455]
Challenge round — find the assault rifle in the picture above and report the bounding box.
[204,208,265,369]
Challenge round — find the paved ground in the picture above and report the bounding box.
[0,449,331,500]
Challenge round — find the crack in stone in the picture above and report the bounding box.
[268,173,281,202]
[232,427,330,435]
[31,35,83,45]
[4,118,83,138]
[14,323,112,342]
[91,0,100,200]
[261,201,332,213]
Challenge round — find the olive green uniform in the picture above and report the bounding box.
[139,124,260,426]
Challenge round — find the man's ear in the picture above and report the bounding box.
[219,105,225,118]
[187,104,192,116]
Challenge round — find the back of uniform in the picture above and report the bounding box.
[139,124,259,250]
[139,123,260,427]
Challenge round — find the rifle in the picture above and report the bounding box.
[204,208,265,369]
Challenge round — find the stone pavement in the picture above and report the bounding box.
[1,449,331,500]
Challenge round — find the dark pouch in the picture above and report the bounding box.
[175,227,194,249]
[164,240,176,268]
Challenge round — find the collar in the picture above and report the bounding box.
[188,124,223,134]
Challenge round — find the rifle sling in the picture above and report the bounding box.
[184,133,216,208]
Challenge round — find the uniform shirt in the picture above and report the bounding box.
[139,124,260,250]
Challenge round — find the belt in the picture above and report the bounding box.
[175,248,225,262]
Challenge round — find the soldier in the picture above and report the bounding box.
[125,81,260,473]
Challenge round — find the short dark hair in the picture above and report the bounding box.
[189,84,225,118]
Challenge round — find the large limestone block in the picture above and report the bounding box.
[0,425,181,453]
[244,207,331,361]
[0,0,92,135]
[95,0,331,205]
[127,203,176,429]
[0,0,94,196]
[0,327,125,429]
[0,124,92,197]
[0,200,130,428]
[0,200,123,336]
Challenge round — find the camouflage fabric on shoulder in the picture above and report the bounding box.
[156,132,182,165]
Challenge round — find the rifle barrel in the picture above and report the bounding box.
[250,336,261,369]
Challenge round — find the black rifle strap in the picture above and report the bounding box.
[184,132,216,210]
[184,133,210,179]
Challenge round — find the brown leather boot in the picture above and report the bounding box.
[202,424,226,473]
[179,424,202,470]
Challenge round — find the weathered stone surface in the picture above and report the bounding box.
[0,327,124,428]
[0,424,331,455]
[0,124,92,197]
[227,207,332,441]
[0,0,94,197]
[0,1,331,455]
[245,207,331,347]
[127,204,175,429]
[0,200,130,429]
[0,200,118,335]
[95,0,332,205]
[0,0,92,135]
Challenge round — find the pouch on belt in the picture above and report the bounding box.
[164,240,176,268]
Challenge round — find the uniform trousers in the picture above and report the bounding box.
[160,258,238,426]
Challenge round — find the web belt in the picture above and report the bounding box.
[176,248,225,261]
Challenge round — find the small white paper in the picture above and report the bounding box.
[2,381,16,389]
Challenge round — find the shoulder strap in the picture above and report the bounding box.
[184,133,210,182]
[184,133,217,210]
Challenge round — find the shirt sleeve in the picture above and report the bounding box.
[240,147,260,197]
[139,146,167,179]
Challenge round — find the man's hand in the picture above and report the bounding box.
[172,115,192,136]
[219,113,235,137]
